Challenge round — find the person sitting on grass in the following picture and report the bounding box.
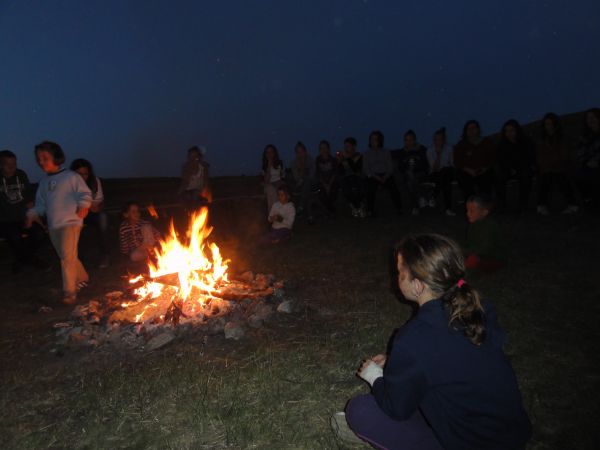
[332,234,531,450]
[338,137,366,218]
[315,140,339,217]
[25,141,92,305]
[71,158,110,269]
[261,185,295,245]
[119,202,161,263]
[464,195,506,272]
[0,149,48,273]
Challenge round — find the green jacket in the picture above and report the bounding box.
[465,216,506,261]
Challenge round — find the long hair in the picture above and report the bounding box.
[395,234,486,345]
[461,120,481,142]
[500,119,526,145]
[541,112,562,142]
[262,144,282,171]
[583,108,600,139]
[70,158,98,195]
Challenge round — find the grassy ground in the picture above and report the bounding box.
[0,194,598,449]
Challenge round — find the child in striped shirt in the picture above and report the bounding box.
[119,202,161,262]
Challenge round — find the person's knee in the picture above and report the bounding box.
[345,395,374,434]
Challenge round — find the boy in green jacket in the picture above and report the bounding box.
[464,196,506,272]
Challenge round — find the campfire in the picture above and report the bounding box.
[54,207,291,350]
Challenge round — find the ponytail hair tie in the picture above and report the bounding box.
[457,279,466,288]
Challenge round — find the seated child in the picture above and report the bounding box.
[464,195,506,272]
[261,185,295,245]
[333,234,531,449]
[119,202,161,262]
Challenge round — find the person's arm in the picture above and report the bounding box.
[73,173,92,218]
[370,336,427,421]
[25,180,46,227]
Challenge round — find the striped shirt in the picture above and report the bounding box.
[119,219,160,255]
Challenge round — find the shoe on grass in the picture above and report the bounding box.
[330,412,365,445]
[428,198,436,208]
[418,197,427,208]
[445,209,456,216]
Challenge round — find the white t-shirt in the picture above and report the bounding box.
[426,144,454,172]
[265,165,284,183]
[269,201,295,230]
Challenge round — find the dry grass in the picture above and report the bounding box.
[0,194,598,449]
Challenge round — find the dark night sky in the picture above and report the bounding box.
[1,0,599,180]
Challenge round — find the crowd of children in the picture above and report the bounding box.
[261,109,600,224]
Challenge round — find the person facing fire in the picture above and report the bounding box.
[261,185,295,245]
[332,234,531,450]
[119,201,161,262]
[178,145,210,211]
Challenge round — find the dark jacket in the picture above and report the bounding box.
[536,138,571,174]
[0,169,33,222]
[372,299,531,450]
[395,145,430,176]
[497,137,536,175]
[454,138,496,172]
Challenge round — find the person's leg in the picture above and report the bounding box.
[456,170,474,202]
[366,177,378,216]
[494,166,509,211]
[537,172,552,208]
[476,170,494,196]
[517,169,532,211]
[383,177,403,214]
[345,394,443,450]
[557,174,576,205]
[0,221,25,264]
[429,171,442,203]
[49,226,88,299]
[329,181,339,213]
[440,167,454,211]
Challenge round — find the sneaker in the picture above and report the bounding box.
[350,206,359,218]
[537,205,550,215]
[445,209,456,216]
[418,197,427,208]
[561,205,579,214]
[330,412,364,445]
[428,198,437,208]
[411,208,420,216]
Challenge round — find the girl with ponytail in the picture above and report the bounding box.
[332,234,531,450]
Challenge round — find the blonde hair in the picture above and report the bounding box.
[395,234,486,345]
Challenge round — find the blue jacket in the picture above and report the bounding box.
[372,299,531,450]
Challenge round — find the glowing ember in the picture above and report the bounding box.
[124,207,230,323]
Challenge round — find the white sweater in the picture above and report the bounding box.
[269,201,295,230]
[28,169,92,230]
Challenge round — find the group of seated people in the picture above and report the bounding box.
[261,108,600,224]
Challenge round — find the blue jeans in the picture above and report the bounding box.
[346,394,443,450]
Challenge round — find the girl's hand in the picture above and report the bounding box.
[357,359,383,386]
[76,207,89,219]
[371,354,387,367]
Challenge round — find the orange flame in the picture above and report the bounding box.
[129,207,229,322]
[147,204,159,219]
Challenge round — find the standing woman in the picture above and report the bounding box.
[178,146,210,211]
[427,127,456,216]
[332,234,531,449]
[494,119,536,212]
[536,113,578,214]
[71,158,110,268]
[575,108,600,209]
[453,120,496,201]
[290,141,314,223]
[261,144,285,212]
